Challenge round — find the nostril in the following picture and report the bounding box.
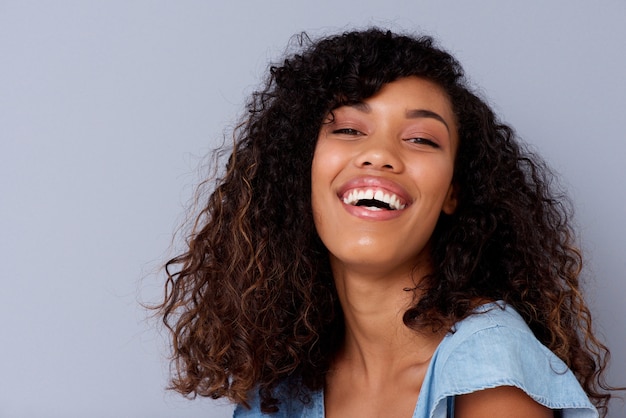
[359,160,396,170]
[360,161,394,169]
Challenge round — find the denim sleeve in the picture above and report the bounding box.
[434,321,598,418]
[233,384,320,418]
[233,390,287,418]
[233,390,265,418]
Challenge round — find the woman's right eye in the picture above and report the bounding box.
[332,128,362,135]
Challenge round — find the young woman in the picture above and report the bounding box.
[158,29,615,417]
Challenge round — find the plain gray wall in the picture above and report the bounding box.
[1,1,624,417]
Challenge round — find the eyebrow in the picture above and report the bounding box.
[406,109,450,132]
[344,103,450,132]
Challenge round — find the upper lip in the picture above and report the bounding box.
[337,176,412,208]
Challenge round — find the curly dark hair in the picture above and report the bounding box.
[158,28,615,415]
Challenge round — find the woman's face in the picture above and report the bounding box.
[311,77,458,278]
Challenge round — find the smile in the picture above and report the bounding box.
[341,188,407,211]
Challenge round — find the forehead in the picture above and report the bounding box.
[332,77,455,118]
[328,77,458,144]
[370,77,455,117]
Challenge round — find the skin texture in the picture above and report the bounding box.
[314,77,550,417]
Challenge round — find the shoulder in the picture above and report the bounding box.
[436,301,561,377]
[427,301,597,417]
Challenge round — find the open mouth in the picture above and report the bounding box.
[342,188,407,211]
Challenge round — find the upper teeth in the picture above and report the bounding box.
[342,189,406,210]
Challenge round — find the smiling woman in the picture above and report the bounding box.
[156,29,618,417]
[312,78,457,278]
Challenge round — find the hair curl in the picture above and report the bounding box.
[158,28,615,415]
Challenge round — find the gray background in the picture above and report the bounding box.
[1,1,624,417]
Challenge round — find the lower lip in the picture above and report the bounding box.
[341,201,407,221]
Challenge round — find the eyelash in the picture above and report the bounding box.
[331,128,440,148]
[405,137,440,148]
[332,128,362,135]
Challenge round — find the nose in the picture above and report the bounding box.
[354,135,404,172]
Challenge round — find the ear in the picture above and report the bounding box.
[442,183,458,215]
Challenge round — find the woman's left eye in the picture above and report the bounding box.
[332,128,362,135]
[406,137,439,148]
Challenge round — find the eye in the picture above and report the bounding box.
[405,137,440,148]
[332,128,363,136]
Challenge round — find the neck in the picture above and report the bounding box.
[330,259,444,384]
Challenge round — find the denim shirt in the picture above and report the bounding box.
[234,301,597,418]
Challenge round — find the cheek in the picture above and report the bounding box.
[310,139,344,200]
[313,138,343,168]
[413,154,453,180]
[310,138,326,186]
[408,158,455,207]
